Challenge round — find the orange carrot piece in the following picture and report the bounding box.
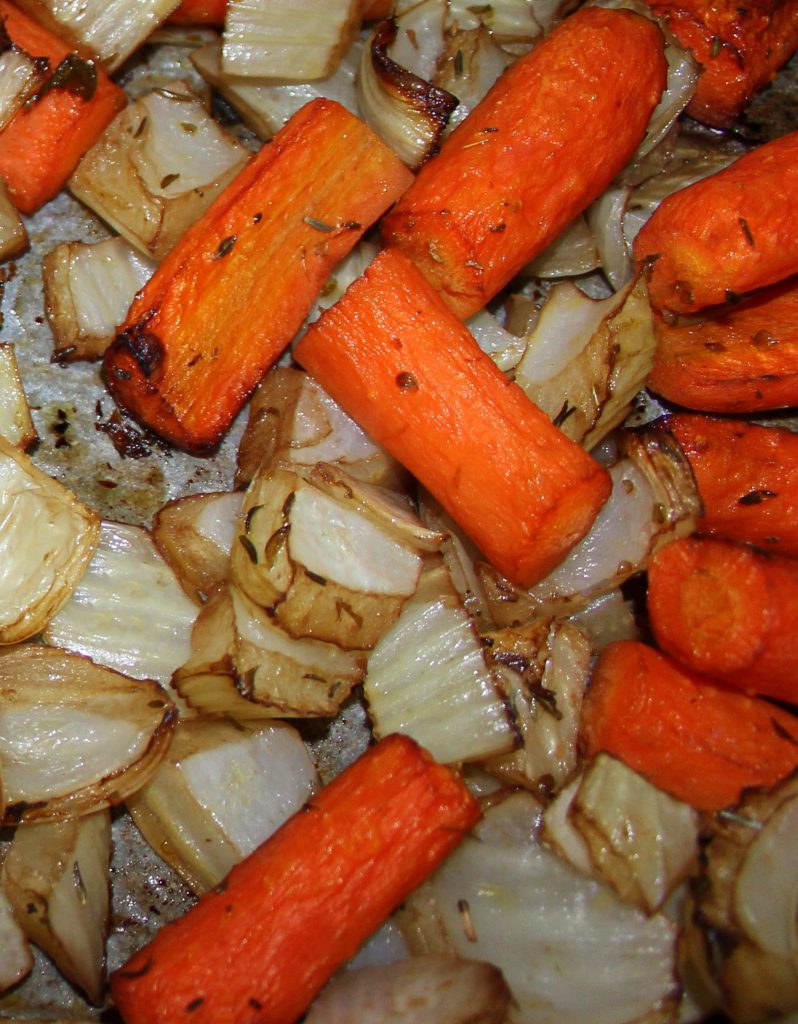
[668,413,798,558]
[647,536,798,704]
[294,247,611,589]
[381,6,667,319]
[167,0,226,24]
[362,0,393,18]
[645,0,798,129]
[110,734,481,1024]
[581,639,798,811]
[648,276,798,412]
[0,1,125,214]
[634,131,798,315]
[102,98,413,454]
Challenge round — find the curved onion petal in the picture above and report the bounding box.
[0,343,35,449]
[0,178,27,262]
[467,309,528,372]
[357,19,458,169]
[0,890,33,993]
[587,187,633,290]
[447,0,544,48]
[0,645,176,824]
[401,792,680,1024]
[0,39,44,132]
[391,0,446,80]
[0,438,100,645]
[435,26,511,131]
[525,214,601,280]
[305,956,511,1024]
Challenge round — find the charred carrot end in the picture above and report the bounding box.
[581,640,798,812]
[110,734,481,1024]
[668,413,798,558]
[634,131,798,315]
[294,247,611,589]
[0,1,125,214]
[381,5,667,319]
[647,536,798,704]
[167,0,227,24]
[648,276,798,413]
[102,98,413,454]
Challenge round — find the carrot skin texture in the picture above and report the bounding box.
[647,536,798,704]
[381,6,667,319]
[634,131,798,314]
[668,413,798,558]
[110,735,481,1024]
[645,0,798,128]
[102,99,413,454]
[294,248,611,589]
[0,0,125,214]
[648,275,798,412]
[581,640,798,811]
[167,0,226,23]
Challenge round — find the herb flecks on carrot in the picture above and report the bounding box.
[102,98,413,454]
[634,130,798,314]
[294,247,611,589]
[667,413,798,558]
[648,535,798,704]
[648,275,798,413]
[0,0,125,214]
[381,5,667,319]
[110,734,481,1024]
[581,640,798,812]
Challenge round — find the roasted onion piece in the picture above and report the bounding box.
[0,344,35,449]
[0,181,27,262]
[0,890,32,994]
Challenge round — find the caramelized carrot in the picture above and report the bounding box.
[581,639,798,811]
[110,734,481,1024]
[668,413,798,558]
[167,0,227,24]
[102,98,413,454]
[647,536,798,704]
[0,0,125,214]
[294,247,611,589]
[381,6,667,319]
[645,0,798,129]
[634,131,798,314]
[648,276,798,412]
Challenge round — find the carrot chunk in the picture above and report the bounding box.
[167,0,226,23]
[634,131,798,314]
[294,247,611,589]
[0,0,125,214]
[648,276,798,413]
[110,734,481,1024]
[647,536,798,704]
[381,6,667,319]
[668,413,798,558]
[102,98,413,454]
[581,640,798,811]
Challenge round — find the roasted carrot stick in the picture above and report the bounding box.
[102,98,413,454]
[644,0,798,129]
[0,1,125,214]
[668,413,798,558]
[634,131,798,315]
[647,536,798,704]
[581,639,798,811]
[381,6,667,319]
[294,247,611,589]
[648,275,798,412]
[110,734,481,1024]
[167,0,226,24]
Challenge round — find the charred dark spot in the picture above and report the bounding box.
[186,997,204,1013]
[95,409,154,459]
[27,53,97,105]
[116,319,165,379]
[396,371,418,390]
[213,235,237,259]
[738,488,777,505]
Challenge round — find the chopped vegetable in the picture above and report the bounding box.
[110,734,481,1024]
[167,0,226,24]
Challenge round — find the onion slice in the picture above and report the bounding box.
[0,343,36,449]
[0,890,33,993]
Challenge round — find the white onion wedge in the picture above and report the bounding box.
[0,889,33,993]
[0,34,43,132]
[525,214,601,281]
[0,344,35,449]
[0,645,175,823]
[3,810,112,1004]
[127,718,317,892]
[0,179,27,262]
[0,438,99,644]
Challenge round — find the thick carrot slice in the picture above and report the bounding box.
[294,247,611,589]
[645,0,798,129]
[110,734,481,1024]
[102,98,413,454]
[634,131,798,314]
[167,0,226,24]
[647,536,798,704]
[581,639,798,811]
[648,275,798,412]
[381,6,667,319]
[0,1,125,214]
[668,413,798,558]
